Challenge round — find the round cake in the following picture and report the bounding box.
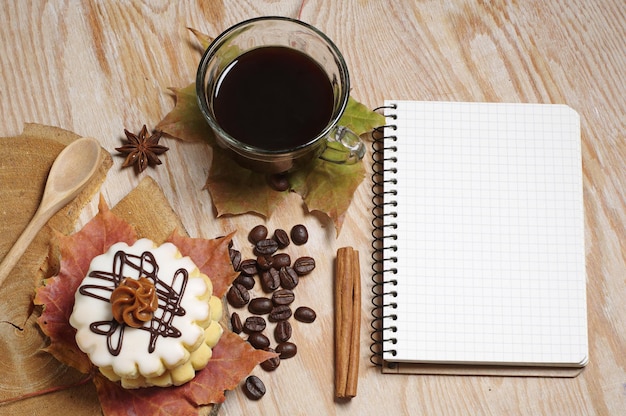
[69,238,223,388]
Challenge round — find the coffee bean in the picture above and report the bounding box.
[239,259,258,276]
[248,225,268,244]
[248,297,273,315]
[294,306,317,323]
[247,332,271,349]
[272,289,295,306]
[272,228,290,248]
[234,274,255,290]
[230,312,243,334]
[293,256,316,275]
[229,248,242,271]
[256,255,273,271]
[268,305,292,322]
[260,348,281,371]
[276,341,297,359]
[243,375,266,400]
[227,283,249,308]
[274,320,292,343]
[290,224,308,245]
[267,173,290,192]
[272,252,291,269]
[260,269,280,292]
[278,266,299,289]
[243,316,267,333]
[255,238,279,256]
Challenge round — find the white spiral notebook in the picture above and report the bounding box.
[371,101,588,376]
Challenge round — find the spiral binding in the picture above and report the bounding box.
[370,104,400,367]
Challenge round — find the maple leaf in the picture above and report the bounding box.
[290,158,366,234]
[187,27,213,50]
[155,83,216,144]
[166,230,238,298]
[338,96,386,136]
[34,196,137,373]
[35,197,275,413]
[176,330,276,405]
[155,27,385,233]
[95,330,277,415]
[204,147,290,218]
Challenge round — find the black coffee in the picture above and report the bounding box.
[212,46,334,151]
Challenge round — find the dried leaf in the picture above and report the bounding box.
[35,197,273,413]
[338,96,386,136]
[187,27,242,71]
[290,158,366,234]
[155,83,215,144]
[205,148,289,218]
[155,27,385,234]
[187,27,213,50]
[175,330,277,405]
[166,230,238,298]
[95,331,277,415]
[34,196,137,373]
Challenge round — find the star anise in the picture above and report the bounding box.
[115,125,169,173]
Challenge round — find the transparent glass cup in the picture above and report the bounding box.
[196,16,365,174]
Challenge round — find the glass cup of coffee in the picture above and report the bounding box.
[196,16,365,174]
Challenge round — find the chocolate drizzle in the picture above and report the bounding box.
[79,249,189,356]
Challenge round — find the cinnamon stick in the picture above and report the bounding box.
[334,246,361,399]
[346,249,361,396]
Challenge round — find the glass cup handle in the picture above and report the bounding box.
[320,126,366,165]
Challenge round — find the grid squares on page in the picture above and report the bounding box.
[382,101,586,366]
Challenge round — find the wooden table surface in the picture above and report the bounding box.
[1,1,625,415]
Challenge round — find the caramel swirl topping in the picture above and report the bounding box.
[110,277,158,328]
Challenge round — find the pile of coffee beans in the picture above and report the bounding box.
[227,224,317,400]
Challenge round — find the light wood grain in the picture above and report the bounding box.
[1,0,624,415]
[0,126,111,415]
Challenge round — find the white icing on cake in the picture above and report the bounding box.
[69,238,223,388]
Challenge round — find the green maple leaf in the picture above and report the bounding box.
[290,158,366,234]
[155,83,216,145]
[338,96,386,136]
[205,147,289,218]
[156,28,384,233]
[187,27,213,50]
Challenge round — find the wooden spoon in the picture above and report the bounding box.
[0,137,102,288]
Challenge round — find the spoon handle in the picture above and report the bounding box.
[0,206,54,288]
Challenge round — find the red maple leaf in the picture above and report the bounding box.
[95,331,276,415]
[166,230,238,298]
[34,196,275,414]
[34,196,137,373]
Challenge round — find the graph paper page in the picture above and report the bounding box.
[381,101,587,366]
